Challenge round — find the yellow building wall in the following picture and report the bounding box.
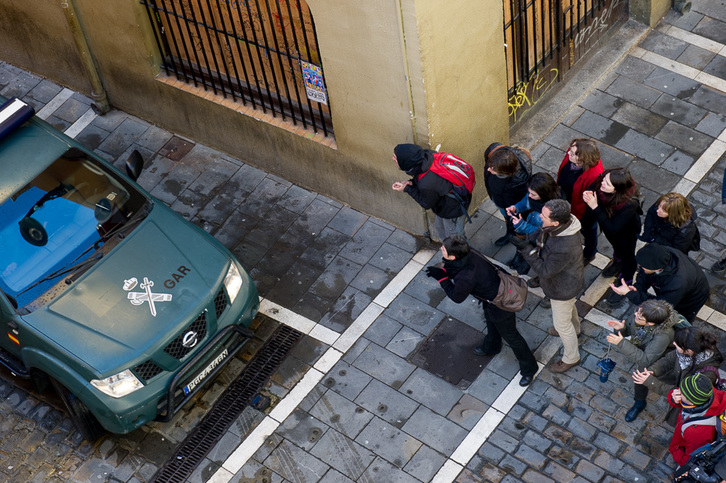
[0,0,510,236]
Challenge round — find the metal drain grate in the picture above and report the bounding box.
[151,324,303,483]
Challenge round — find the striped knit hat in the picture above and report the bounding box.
[680,373,714,406]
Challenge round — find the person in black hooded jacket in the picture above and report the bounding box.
[582,168,642,306]
[392,144,470,241]
[610,243,710,323]
[425,235,538,387]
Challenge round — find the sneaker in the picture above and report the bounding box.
[495,234,511,247]
[712,259,726,274]
[602,260,622,278]
[540,297,551,309]
[527,276,540,288]
[550,359,579,373]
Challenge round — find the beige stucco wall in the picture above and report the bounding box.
[630,0,671,26]
[0,0,509,236]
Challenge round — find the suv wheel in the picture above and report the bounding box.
[50,378,105,441]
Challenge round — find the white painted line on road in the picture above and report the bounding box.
[35,88,74,120]
[212,247,434,482]
[308,323,340,346]
[673,178,697,197]
[269,367,324,423]
[580,274,615,307]
[707,310,726,332]
[431,460,465,483]
[685,139,726,183]
[259,298,316,335]
[451,407,506,465]
[374,249,436,307]
[640,50,701,79]
[314,347,343,373]
[64,107,96,139]
[221,417,279,475]
[332,303,384,353]
[663,25,725,54]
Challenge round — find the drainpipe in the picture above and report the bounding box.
[61,0,110,114]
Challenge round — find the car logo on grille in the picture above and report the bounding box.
[124,276,172,317]
[182,331,199,348]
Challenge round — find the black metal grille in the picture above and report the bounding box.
[503,0,626,125]
[134,360,164,381]
[164,312,208,360]
[213,287,227,320]
[141,0,333,137]
[151,324,302,483]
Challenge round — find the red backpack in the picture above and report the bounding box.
[428,152,476,194]
[419,152,476,222]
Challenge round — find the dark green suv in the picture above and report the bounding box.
[0,97,259,440]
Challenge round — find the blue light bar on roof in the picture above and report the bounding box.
[0,97,35,143]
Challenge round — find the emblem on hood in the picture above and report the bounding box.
[124,276,172,317]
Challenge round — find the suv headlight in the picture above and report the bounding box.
[91,369,143,398]
[224,263,243,305]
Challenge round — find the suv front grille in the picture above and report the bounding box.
[164,312,208,360]
[214,287,228,320]
[134,360,163,381]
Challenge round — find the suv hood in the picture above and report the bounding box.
[26,209,230,375]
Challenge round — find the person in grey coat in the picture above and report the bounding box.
[520,199,584,373]
[631,327,723,426]
[606,299,683,422]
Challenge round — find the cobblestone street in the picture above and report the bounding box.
[1,1,726,481]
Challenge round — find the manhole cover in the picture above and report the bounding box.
[159,135,195,161]
[408,317,491,389]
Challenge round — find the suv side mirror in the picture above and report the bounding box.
[125,150,144,181]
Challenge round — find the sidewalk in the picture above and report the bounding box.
[0,2,726,482]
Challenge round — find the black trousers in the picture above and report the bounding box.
[479,304,538,378]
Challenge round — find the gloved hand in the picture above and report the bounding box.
[425,266,448,282]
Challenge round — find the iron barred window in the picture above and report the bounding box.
[141,0,333,137]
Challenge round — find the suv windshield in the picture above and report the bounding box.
[0,148,149,308]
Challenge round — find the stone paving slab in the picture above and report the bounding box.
[3,2,726,482]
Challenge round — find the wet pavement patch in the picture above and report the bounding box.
[408,317,491,389]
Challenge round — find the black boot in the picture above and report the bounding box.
[624,399,646,422]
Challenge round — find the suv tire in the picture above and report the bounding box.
[50,378,105,441]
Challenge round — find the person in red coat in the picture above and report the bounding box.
[557,139,604,264]
[668,373,726,466]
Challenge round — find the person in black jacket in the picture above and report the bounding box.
[610,243,710,323]
[425,235,538,387]
[392,144,471,241]
[640,192,699,254]
[484,143,531,246]
[582,168,642,305]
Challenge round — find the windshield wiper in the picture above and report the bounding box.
[16,251,104,297]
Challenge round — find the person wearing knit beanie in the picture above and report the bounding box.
[635,243,672,271]
[680,373,714,406]
[668,372,726,467]
[610,242,709,323]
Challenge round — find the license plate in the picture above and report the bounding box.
[183,348,228,395]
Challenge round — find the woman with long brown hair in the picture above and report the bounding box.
[582,168,641,303]
[640,192,699,254]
